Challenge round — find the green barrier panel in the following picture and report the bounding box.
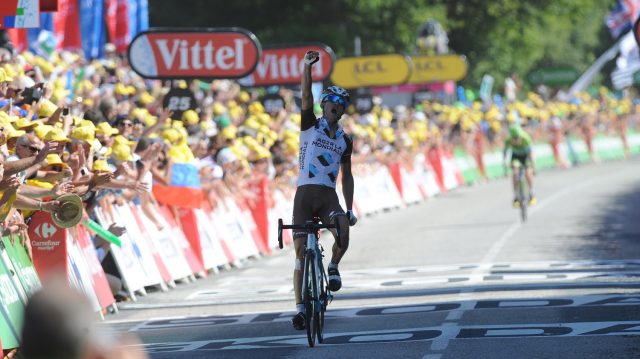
[1,237,41,298]
[482,150,505,179]
[593,135,625,160]
[532,144,557,169]
[630,132,640,154]
[453,147,483,185]
[0,238,25,349]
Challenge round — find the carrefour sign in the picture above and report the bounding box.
[128,28,262,79]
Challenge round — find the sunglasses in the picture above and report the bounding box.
[119,122,133,127]
[20,144,41,152]
[324,94,347,107]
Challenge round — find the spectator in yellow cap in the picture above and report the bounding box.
[44,128,71,143]
[14,117,42,132]
[113,116,134,139]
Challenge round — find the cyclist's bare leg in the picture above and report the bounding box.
[525,167,534,192]
[329,215,350,264]
[511,163,519,196]
[293,236,306,305]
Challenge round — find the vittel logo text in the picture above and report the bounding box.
[128,29,261,79]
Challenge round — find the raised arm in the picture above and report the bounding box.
[301,51,319,111]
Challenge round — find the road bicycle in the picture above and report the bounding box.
[278,214,344,347]
[513,162,528,222]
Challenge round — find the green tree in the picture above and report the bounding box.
[149,0,618,89]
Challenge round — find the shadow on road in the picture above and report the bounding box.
[569,180,640,259]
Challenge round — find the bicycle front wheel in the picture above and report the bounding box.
[518,169,528,222]
[304,250,317,347]
[316,258,326,343]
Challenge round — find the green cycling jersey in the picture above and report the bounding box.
[504,129,533,156]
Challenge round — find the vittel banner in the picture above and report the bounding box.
[239,43,335,86]
[128,28,262,79]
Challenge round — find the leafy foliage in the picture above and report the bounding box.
[150,0,618,88]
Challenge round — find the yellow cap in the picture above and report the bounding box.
[212,102,226,116]
[14,118,42,130]
[92,159,111,172]
[182,109,199,125]
[95,122,119,136]
[0,68,13,83]
[38,99,59,118]
[111,144,133,162]
[44,128,71,142]
[248,101,264,115]
[113,135,135,146]
[238,91,250,103]
[78,120,96,129]
[33,124,54,140]
[69,126,95,143]
[139,92,155,105]
[45,154,68,167]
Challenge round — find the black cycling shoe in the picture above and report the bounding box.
[292,312,306,330]
[328,266,342,292]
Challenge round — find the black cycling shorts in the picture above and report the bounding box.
[292,184,344,239]
[511,151,532,168]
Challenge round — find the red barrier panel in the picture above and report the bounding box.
[157,206,205,276]
[473,129,488,180]
[176,208,206,269]
[129,206,174,283]
[72,225,116,310]
[388,162,403,198]
[28,211,115,312]
[248,177,270,254]
[28,211,68,278]
[426,146,446,192]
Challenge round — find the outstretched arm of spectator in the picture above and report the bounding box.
[4,141,60,176]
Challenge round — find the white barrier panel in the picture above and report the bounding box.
[413,153,441,198]
[93,206,148,300]
[67,235,102,312]
[353,171,377,215]
[133,204,194,281]
[193,208,232,269]
[441,152,461,190]
[399,165,425,204]
[114,205,169,287]
[128,206,173,284]
[272,189,295,247]
[211,199,259,261]
[376,167,405,211]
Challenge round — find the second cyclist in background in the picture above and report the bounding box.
[503,124,537,207]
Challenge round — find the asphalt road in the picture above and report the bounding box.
[105,157,640,359]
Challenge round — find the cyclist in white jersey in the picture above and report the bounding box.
[291,51,357,330]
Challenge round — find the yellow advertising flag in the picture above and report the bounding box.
[330,54,412,89]
[408,55,468,84]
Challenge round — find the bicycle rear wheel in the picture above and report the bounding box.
[304,250,317,347]
[316,259,326,343]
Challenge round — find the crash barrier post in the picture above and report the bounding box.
[27,211,116,315]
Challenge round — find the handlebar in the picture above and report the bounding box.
[278,213,347,250]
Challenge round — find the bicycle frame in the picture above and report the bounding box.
[278,215,344,347]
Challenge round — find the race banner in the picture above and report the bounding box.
[239,43,335,86]
[128,28,262,79]
[408,54,468,84]
[331,54,412,89]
